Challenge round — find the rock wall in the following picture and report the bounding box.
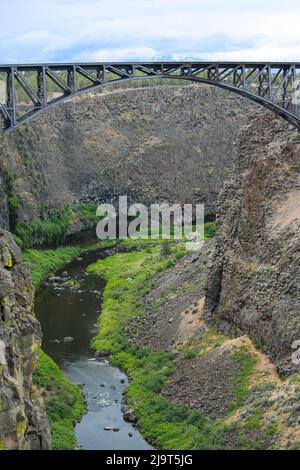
[0,230,51,449]
[205,112,300,375]
[0,84,253,227]
[0,160,9,230]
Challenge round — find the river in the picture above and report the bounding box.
[35,247,151,450]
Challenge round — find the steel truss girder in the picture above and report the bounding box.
[1,62,300,133]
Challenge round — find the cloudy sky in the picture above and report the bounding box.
[1,0,300,63]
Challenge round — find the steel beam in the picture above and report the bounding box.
[0,61,300,133]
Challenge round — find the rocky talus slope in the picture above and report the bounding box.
[205,113,300,375]
[0,84,253,229]
[0,230,51,449]
[128,243,300,449]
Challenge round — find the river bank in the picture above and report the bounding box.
[25,226,300,450]
[25,237,189,449]
[25,235,204,449]
[26,241,116,449]
[89,244,300,450]
[35,246,151,450]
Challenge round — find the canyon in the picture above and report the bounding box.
[0,84,252,229]
[0,83,299,450]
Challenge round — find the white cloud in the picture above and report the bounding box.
[76,47,156,62]
[199,47,300,62]
[0,1,300,63]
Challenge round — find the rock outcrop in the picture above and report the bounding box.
[0,84,253,227]
[0,161,9,230]
[0,230,51,449]
[205,112,300,375]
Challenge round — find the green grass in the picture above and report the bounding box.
[237,434,263,450]
[88,246,182,352]
[229,347,258,411]
[87,239,280,450]
[15,204,98,249]
[204,221,216,240]
[119,221,217,248]
[88,244,228,449]
[23,238,118,288]
[243,410,264,431]
[266,422,279,436]
[33,351,86,450]
[179,329,229,359]
[23,246,81,287]
[13,199,216,251]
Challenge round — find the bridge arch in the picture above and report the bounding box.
[1,62,300,133]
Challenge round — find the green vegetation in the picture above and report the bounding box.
[237,434,263,450]
[33,351,86,450]
[117,221,217,249]
[179,329,229,359]
[120,237,176,248]
[7,194,21,225]
[88,245,186,352]
[15,204,98,249]
[230,347,258,410]
[266,422,279,436]
[23,238,119,288]
[14,202,216,250]
[87,237,288,450]
[243,409,264,431]
[23,246,81,287]
[88,244,229,449]
[68,279,81,290]
[204,221,216,240]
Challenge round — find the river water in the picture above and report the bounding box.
[35,247,151,450]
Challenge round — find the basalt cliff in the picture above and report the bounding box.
[0,84,252,230]
[205,112,300,376]
[0,230,51,449]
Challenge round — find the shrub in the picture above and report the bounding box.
[15,204,98,248]
[33,351,85,450]
[204,221,217,240]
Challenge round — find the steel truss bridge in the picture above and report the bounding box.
[0,62,300,134]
